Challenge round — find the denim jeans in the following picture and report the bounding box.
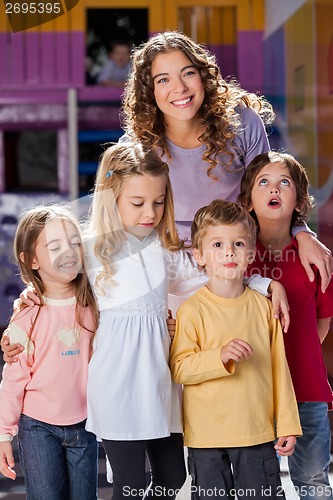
[18,414,98,500]
[288,402,333,499]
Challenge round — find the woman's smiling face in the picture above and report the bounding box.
[151,49,205,126]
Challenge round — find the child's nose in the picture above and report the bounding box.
[270,186,280,194]
[225,245,235,256]
[63,242,76,255]
[144,205,155,219]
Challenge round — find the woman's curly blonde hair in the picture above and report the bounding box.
[122,30,275,180]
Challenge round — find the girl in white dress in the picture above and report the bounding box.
[84,142,203,499]
[83,142,284,499]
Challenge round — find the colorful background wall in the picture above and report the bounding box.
[0,0,332,378]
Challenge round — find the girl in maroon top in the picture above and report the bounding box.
[239,151,333,500]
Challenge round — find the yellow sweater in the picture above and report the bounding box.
[170,286,302,448]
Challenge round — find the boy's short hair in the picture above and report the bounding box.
[191,200,257,252]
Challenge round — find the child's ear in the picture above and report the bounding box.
[247,248,256,265]
[20,252,40,270]
[30,256,40,270]
[192,248,205,267]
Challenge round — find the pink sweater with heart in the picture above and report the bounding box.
[0,296,94,441]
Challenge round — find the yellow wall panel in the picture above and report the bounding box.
[236,0,264,31]
[196,7,208,44]
[84,0,150,7]
[0,1,11,32]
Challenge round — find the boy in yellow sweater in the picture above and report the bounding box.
[170,200,302,499]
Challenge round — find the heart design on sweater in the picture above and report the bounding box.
[57,328,79,347]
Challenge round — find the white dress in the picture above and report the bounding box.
[85,230,270,441]
[85,231,207,441]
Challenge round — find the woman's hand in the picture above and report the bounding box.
[19,285,40,307]
[296,232,333,293]
[1,334,23,364]
[268,281,290,333]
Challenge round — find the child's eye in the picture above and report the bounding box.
[154,201,165,206]
[281,179,291,186]
[71,242,81,247]
[49,247,60,252]
[213,242,222,248]
[156,77,167,84]
[235,241,245,247]
[259,179,268,186]
[132,203,143,207]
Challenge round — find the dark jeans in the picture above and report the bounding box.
[102,433,186,499]
[288,402,333,499]
[18,414,98,500]
[188,441,285,499]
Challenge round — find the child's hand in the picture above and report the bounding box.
[274,436,296,456]
[1,334,23,364]
[220,339,253,365]
[0,441,16,480]
[166,310,176,341]
[268,281,290,333]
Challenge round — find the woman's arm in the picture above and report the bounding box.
[294,230,333,293]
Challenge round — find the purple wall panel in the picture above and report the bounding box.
[237,31,264,93]
[0,34,9,86]
[0,132,4,192]
[10,32,25,85]
[70,32,84,86]
[264,27,286,123]
[264,28,285,98]
[26,32,40,85]
[55,32,70,84]
[1,32,85,88]
[41,33,55,85]
[208,44,238,80]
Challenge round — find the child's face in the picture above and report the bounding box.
[193,223,254,281]
[116,174,166,239]
[151,49,205,125]
[111,45,130,67]
[249,162,298,224]
[29,219,83,287]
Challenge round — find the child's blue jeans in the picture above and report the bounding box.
[17,414,98,500]
[288,402,333,499]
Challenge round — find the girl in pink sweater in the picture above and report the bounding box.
[0,205,99,500]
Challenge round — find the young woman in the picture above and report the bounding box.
[120,30,332,291]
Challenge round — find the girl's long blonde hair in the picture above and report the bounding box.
[122,30,275,180]
[86,142,183,290]
[13,205,99,353]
